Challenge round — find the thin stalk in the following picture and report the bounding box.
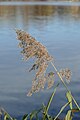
[51,62,69,91]
[71,95,80,110]
[54,102,70,120]
[46,83,59,113]
[51,62,80,110]
[1,108,14,120]
[43,83,59,120]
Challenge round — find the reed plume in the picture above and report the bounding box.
[16,29,71,96]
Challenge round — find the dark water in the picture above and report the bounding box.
[0,1,80,119]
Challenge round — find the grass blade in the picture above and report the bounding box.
[22,114,28,120]
[54,102,70,120]
[66,91,72,110]
[65,110,72,120]
[46,83,59,113]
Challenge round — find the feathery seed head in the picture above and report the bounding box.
[16,29,54,96]
[16,29,71,96]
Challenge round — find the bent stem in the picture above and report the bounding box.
[51,62,80,110]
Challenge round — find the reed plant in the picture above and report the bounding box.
[0,29,80,120]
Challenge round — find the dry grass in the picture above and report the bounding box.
[16,29,71,96]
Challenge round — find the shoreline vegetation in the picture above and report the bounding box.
[0,29,80,120]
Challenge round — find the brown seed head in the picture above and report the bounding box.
[16,29,54,96]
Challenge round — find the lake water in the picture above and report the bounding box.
[0,1,80,119]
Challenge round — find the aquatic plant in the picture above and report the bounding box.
[0,29,80,120]
[16,29,71,96]
[15,29,80,119]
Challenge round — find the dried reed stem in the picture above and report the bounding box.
[51,62,80,110]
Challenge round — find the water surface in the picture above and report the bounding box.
[0,1,80,119]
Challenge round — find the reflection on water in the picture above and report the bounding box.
[0,5,80,20]
[0,3,80,119]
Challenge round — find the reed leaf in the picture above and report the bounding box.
[66,91,72,110]
[46,83,59,114]
[65,110,72,120]
[22,114,28,120]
